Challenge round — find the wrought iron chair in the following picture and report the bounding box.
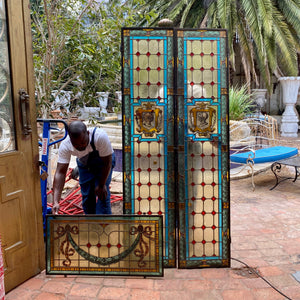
[230,115,298,190]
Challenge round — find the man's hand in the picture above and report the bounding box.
[52,202,60,215]
[95,184,108,202]
[52,162,69,215]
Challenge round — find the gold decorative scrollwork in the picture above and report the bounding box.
[54,224,79,266]
[189,102,216,137]
[135,102,163,137]
[130,225,155,267]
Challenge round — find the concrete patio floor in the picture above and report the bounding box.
[5,145,300,299]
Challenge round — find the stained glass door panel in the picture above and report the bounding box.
[122,28,230,268]
[122,28,176,267]
[177,29,230,267]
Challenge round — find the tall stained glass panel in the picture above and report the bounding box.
[122,28,230,268]
[122,28,176,267]
[177,29,230,267]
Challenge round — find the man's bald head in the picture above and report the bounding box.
[68,121,87,139]
[68,121,89,151]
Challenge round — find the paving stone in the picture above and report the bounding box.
[200,268,229,279]
[19,278,45,290]
[97,287,131,299]
[5,288,39,300]
[213,277,246,290]
[258,266,284,277]
[129,288,160,300]
[69,283,101,297]
[34,292,66,300]
[251,288,285,300]
[125,278,154,289]
[222,289,255,300]
[153,279,184,291]
[41,280,73,294]
[281,286,300,300]
[182,279,214,290]
[102,278,126,287]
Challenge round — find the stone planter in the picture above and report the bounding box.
[51,90,72,111]
[79,106,100,120]
[115,91,122,104]
[96,92,109,115]
[252,89,267,115]
[279,77,300,137]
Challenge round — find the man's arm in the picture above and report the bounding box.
[52,162,69,214]
[94,154,112,201]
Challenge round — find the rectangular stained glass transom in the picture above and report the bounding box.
[46,215,163,276]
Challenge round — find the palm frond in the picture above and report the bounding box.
[272,7,298,75]
[277,0,300,34]
[236,13,258,85]
[257,0,273,37]
[184,1,206,28]
[180,0,196,27]
[241,0,264,56]
[217,0,231,28]
[167,1,188,25]
[206,1,218,28]
[264,34,278,74]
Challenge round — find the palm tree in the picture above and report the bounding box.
[140,0,300,92]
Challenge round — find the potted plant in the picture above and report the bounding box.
[229,85,256,161]
[229,85,255,121]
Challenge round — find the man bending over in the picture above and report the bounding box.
[52,120,115,214]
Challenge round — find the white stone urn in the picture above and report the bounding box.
[115,91,122,104]
[115,91,122,119]
[279,77,300,137]
[252,89,267,115]
[96,92,109,115]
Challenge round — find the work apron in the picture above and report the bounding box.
[77,127,115,214]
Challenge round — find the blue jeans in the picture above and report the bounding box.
[77,153,115,214]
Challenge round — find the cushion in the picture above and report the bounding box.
[230,146,298,164]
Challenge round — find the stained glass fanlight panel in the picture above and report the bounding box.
[122,29,176,267]
[177,29,230,267]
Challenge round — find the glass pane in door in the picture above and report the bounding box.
[0,0,15,152]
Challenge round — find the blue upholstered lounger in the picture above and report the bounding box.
[230,146,298,164]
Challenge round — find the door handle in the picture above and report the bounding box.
[19,88,32,135]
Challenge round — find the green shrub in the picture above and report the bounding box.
[229,85,255,120]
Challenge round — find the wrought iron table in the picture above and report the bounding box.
[270,156,300,190]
